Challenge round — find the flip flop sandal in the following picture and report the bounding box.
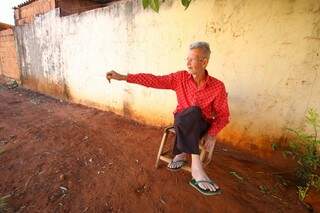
[167,159,187,171]
[189,179,222,196]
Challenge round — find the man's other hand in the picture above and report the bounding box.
[106,70,127,83]
[202,134,216,151]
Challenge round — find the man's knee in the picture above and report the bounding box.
[175,106,202,123]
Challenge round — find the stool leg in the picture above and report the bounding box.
[206,138,216,165]
[199,138,206,162]
[200,150,206,162]
[198,137,217,166]
[155,131,169,168]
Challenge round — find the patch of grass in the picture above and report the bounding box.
[271,143,278,151]
[275,175,289,187]
[0,195,9,212]
[259,185,269,194]
[0,150,9,212]
[229,171,244,182]
[273,108,320,202]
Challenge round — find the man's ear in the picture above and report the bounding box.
[202,58,209,68]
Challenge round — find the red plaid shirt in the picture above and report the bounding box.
[127,70,230,136]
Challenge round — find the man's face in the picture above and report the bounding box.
[186,48,208,75]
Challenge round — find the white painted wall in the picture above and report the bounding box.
[15,0,320,156]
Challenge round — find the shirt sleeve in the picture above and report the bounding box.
[207,83,230,137]
[127,72,180,90]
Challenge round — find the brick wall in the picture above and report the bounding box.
[57,0,114,16]
[14,0,56,25]
[14,0,117,25]
[0,29,20,80]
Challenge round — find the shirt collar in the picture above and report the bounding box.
[188,70,210,88]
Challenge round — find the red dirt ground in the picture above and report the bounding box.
[0,79,313,212]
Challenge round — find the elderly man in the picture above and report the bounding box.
[106,41,230,195]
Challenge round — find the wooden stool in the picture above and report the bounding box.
[155,126,216,172]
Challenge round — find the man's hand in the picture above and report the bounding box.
[106,70,127,83]
[202,134,216,151]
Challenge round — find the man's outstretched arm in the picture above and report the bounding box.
[106,70,179,90]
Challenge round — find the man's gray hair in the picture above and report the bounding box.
[189,41,211,59]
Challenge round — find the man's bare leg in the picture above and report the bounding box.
[191,154,219,191]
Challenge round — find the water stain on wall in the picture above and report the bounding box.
[22,76,67,99]
[123,88,133,118]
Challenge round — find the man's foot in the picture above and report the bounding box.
[191,154,220,192]
[189,179,222,195]
[167,153,187,170]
